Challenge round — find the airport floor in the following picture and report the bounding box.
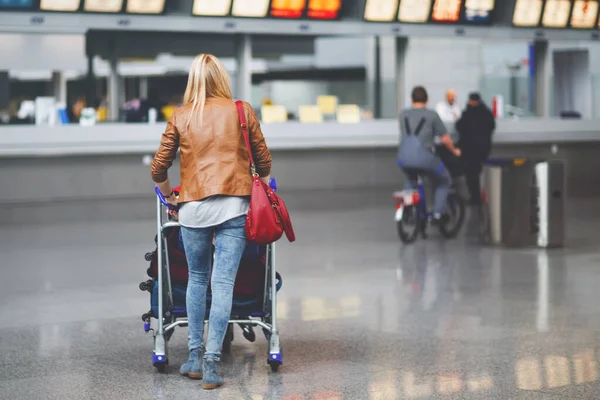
[2,191,600,399]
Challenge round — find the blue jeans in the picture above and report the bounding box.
[181,215,247,361]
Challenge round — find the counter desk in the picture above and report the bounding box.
[0,119,598,224]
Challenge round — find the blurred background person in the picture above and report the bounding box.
[398,86,461,224]
[435,89,462,123]
[455,92,495,207]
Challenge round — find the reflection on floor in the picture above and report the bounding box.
[1,195,600,399]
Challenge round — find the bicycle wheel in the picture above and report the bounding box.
[439,193,465,238]
[396,205,420,244]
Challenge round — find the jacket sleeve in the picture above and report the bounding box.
[244,102,272,177]
[151,112,180,183]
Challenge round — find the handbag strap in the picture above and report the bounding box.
[235,100,258,177]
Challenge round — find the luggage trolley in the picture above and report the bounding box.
[141,180,283,373]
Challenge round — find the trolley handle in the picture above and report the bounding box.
[154,186,179,210]
[154,178,277,210]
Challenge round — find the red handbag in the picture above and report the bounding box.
[235,100,296,245]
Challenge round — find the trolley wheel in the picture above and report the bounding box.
[396,205,420,244]
[240,324,256,343]
[154,362,167,373]
[145,252,154,261]
[222,324,234,354]
[439,193,466,239]
[139,280,153,292]
[269,361,280,372]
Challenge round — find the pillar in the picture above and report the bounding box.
[367,36,400,118]
[86,54,96,108]
[531,40,549,117]
[52,71,67,105]
[108,53,120,121]
[235,34,252,102]
[0,71,9,111]
[395,37,409,114]
[139,77,149,99]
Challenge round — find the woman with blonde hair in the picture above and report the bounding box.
[151,54,272,390]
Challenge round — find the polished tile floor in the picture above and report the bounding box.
[1,193,600,399]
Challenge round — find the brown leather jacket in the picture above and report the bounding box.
[151,98,272,203]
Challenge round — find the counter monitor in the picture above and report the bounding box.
[512,0,543,26]
[40,0,80,11]
[570,0,598,28]
[463,0,494,23]
[0,0,33,8]
[307,0,341,19]
[270,0,307,18]
[398,0,432,23]
[125,0,165,14]
[84,0,123,12]
[365,0,399,21]
[541,0,572,28]
[193,0,232,16]
[431,0,463,22]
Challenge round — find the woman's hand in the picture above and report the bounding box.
[165,192,178,206]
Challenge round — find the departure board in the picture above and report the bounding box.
[541,0,571,28]
[232,0,270,17]
[193,0,232,16]
[307,0,341,19]
[512,0,543,26]
[398,0,432,23]
[0,0,33,8]
[125,0,165,14]
[571,0,599,28]
[40,0,80,11]
[84,0,123,12]
[364,0,399,21]
[431,0,462,22]
[270,0,306,18]
[464,0,494,23]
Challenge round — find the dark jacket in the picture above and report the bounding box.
[456,103,496,161]
[151,98,272,203]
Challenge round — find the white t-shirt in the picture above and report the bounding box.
[435,101,462,122]
[178,196,249,229]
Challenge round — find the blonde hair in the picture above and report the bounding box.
[183,54,233,128]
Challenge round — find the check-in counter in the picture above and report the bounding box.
[0,118,598,223]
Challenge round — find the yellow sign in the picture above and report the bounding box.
[299,105,324,123]
[336,104,361,124]
[261,105,288,123]
[317,95,338,114]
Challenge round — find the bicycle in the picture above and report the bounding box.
[393,170,466,244]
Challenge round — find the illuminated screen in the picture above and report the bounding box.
[541,0,571,27]
[40,0,80,11]
[431,0,462,22]
[571,0,598,28]
[512,0,543,26]
[398,0,432,22]
[464,0,495,22]
[232,0,270,17]
[84,0,123,12]
[126,0,165,14]
[307,0,341,19]
[0,0,33,7]
[270,0,307,18]
[193,0,231,16]
[364,0,399,21]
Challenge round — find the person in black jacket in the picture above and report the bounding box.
[455,93,496,206]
